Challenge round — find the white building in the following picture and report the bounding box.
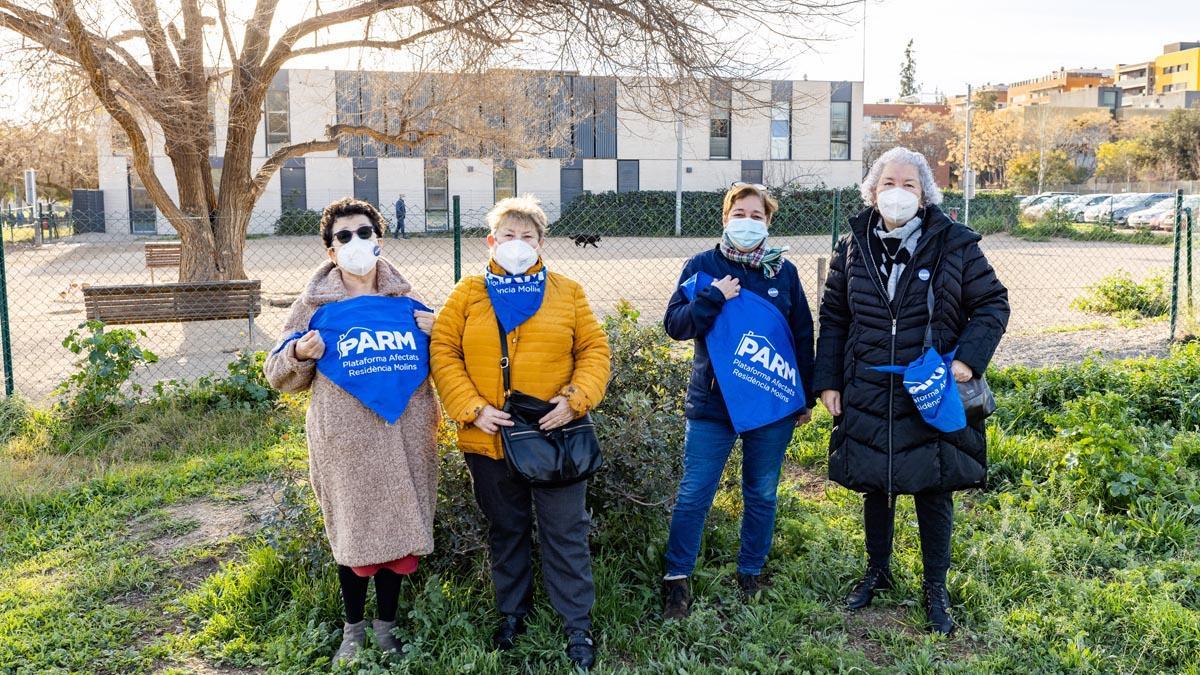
[95,70,863,235]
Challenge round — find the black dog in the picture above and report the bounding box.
[571,233,601,248]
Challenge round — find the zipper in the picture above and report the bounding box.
[851,217,944,508]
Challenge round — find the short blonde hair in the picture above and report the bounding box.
[486,194,548,240]
[723,184,779,221]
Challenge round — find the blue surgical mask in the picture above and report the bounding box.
[724,217,769,250]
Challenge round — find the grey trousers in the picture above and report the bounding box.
[465,454,594,631]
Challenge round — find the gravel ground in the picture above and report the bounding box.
[0,231,1188,401]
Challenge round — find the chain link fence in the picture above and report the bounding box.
[0,189,1195,402]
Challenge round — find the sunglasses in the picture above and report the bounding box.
[732,181,768,191]
[333,225,375,245]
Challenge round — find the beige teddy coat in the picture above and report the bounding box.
[264,259,439,567]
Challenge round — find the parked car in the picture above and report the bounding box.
[1150,195,1200,231]
[1024,194,1077,219]
[1020,191,1073,210]
[1087,193,1145,223]
[1062,194,1113,222]
[1127,197,1178,228]
[1111,193,1173,225]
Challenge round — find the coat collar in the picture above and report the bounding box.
[849,204,980,253]
[301,258,413,306]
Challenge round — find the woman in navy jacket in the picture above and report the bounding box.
[660,183,815,619]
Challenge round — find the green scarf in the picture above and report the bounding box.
[718,233,789,278]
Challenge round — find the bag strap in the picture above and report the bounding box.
[924,253,944,351]
[496,319,512,397]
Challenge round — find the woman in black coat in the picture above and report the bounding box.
[813,146,1009,635]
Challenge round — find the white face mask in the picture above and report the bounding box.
[877,188,921,224]
[724,217,769,250]
[493,239,539,275]
[336,236,380,277]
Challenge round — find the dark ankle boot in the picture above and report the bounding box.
[923,581,955,635]
[845,567,893,610]
[735,572,762,601]
[565,629,595,670]
[491,614,526,651]
[662,577,692,620]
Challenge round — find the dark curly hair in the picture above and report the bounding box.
[319,197,384,248]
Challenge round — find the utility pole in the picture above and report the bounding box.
[1037,104,1047,194]
[963,84,972,225]
[674,115,683,237]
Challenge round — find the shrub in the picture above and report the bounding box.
[1072,270,1171,318]
[273,209,322,236]
[55,320,158,419]
[589,301,692,518]
[553,187,862,237]
[152,351,278,412]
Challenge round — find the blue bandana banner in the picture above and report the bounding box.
[299,295,431,424]
[682,271,807,432]
[873,347,966,433]
[486,269,546,333]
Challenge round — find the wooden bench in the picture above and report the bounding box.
[144,241,182,283]
[83,280,263,346]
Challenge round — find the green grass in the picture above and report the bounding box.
[1011,217,1174,245]
[3,349,1200,673]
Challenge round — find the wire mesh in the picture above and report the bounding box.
[0,191,1192,402]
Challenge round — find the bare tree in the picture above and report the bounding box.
[1,0,856,280]
[0,69,97,198]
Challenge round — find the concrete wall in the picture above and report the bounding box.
[378,158,425,232]
[287,70,338,159]
[583,159,617,194]
[515,159,561,220]
[449,158,495,229]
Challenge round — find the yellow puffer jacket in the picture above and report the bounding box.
[430,261,612,459]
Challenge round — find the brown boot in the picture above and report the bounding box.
[662,577,692,620]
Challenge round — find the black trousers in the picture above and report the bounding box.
[863,491,954,585]
[465,453,594,632]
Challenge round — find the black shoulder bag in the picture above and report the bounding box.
[496,322,603,486]
[925,275,996,424]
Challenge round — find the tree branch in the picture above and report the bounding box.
[247,123,444,205]
[52,0,190,229]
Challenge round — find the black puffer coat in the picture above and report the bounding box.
[812,205,1010,495]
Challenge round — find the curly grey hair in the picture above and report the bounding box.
[860,146,944,207]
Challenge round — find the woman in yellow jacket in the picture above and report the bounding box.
[430,195,611,670]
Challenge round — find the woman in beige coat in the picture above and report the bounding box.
[264,198,439,664]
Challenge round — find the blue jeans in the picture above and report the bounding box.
[665,416,796,577]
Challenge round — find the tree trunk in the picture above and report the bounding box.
[164,146,224,282]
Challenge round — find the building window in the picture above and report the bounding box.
[741,160,763,185]
[770,81,791,160]
[494,165,516,203]
[617,159,639,193]
[353,158,379,208]
[830,101,851,160]
[709,80,732,160]
[425,159,448,231]
[265,88,290,156]
[280,159,307,211]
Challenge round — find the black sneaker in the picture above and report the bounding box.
[736,572,762,600]
[662,577,691,620]
[923,581,955,636]
[565,629,595,670]
[845,567,893,610]
[491,614,526,651]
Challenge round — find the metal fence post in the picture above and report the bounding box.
[1170,189,1183,341]
[1187,206,1194,317]
[0,235,12,396]
[452,195,462,283]
[830,190,841,251]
